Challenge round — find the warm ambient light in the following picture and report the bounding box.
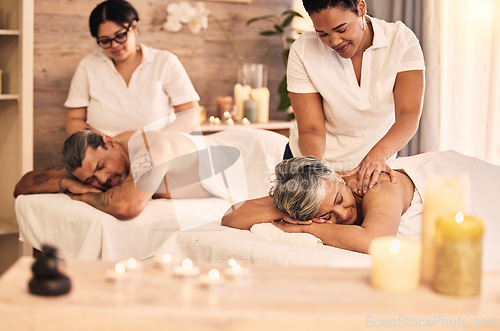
[127,258,138,269]
[389,239,400,254]
[208,269,220,281]
[228,259,238,267]
[455,212,464,224]
[231,264,242,274]
[182,258,194,270]
[162,253,172,263]
[115,263,126,274]
[469,0,493,21]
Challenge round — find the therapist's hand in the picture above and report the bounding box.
[346,152,396,195]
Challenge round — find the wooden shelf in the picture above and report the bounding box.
[0,94,19,101]
[0,29,19,36]
[0,222,18,235]
[199,120,293,135]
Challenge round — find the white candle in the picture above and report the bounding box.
[214,117,221,125]
[369,237,421,293]
[154,253,173,270]
[242,118,250,126]
[199,268,225,288]
[421,174,468,284]
[173,258,201,277]
[233,83,251,121]
[105,262,129,282]
[209,116,215,125]
[250,87,270,124]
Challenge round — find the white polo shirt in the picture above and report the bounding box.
[65,44,200,136]
[287,17,425,172]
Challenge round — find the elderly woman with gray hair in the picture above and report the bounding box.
[222,156,416,254]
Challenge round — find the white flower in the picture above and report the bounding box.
[163,15,183,32]
[188,3,209,34]
[188,13,208,34]
[194,2,207,16]
[167,1,197,24]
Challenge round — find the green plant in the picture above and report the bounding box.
[247,10,303,117]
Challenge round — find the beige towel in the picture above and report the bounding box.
[250,223,323,246]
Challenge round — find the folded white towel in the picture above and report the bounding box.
[250,223,323,246]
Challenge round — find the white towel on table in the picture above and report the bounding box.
[250,223,323,246]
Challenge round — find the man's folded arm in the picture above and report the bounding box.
[13,166,100,198]
[67,173,155,220]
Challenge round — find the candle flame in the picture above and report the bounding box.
[455,212,464,224]
[182,258,193,270]
[162,253,172,263]
[115,263,126,274]
[232,264,242,274]
[208,268,220,280]
[389,239,400,254]
[228,258,238,267]
[127,258,137,269]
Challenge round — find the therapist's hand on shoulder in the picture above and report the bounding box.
[346,151,397,195]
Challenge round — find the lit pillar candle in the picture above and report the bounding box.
[369,237,422,293]
[234,83,251,121]
[421,174,468,284]
[250,87,270,124]
[434,212,484,297]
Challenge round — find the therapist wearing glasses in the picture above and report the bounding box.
[65,0,200,136]
[286,0,425,195]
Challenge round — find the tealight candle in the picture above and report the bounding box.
[369,237,421,293]
[105,262,128,282]
[224,259,250,283]
[242,118,250,126]
[214,117,221,125]
[199,268,225,288]
[434,212,484,296]
[227,118,234,126]
[209,116,216,125]
[173,258,201,277]
[154,253,173,270]
[421,174,468,283]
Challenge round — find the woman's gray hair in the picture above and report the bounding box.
[62,129,106,172]
[270,156,339,222]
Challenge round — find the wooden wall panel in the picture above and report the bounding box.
[34,0,293,169]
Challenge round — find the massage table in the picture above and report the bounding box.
[15,128,500,269]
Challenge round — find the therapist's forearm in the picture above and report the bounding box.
[369,111,421,159]
[298,131,326,161]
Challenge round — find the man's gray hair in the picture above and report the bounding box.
[62,129,106,172]
[270,156,339,222]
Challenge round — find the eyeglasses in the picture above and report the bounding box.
[97,24,131,49]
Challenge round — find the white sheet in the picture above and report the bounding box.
[16,194,230,260]
[157,221,371,268]
[154,151,500,269]
[15,128,288,261]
